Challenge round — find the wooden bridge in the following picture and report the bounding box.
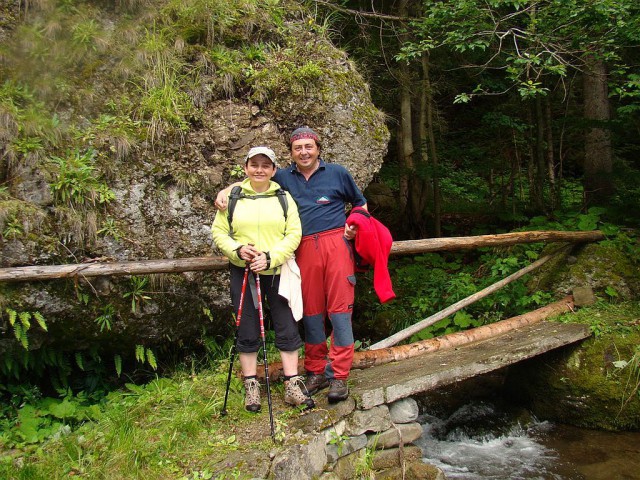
[350,319,590,409]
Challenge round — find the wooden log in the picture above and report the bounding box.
[390,230,604,256]
[352,295,575,369]
[0,230,601,283]
[256,295,575,380]
[368,248,568,349]
[0,256,229,283]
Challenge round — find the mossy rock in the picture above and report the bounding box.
[532,242,640,300]
[506,323,640,431]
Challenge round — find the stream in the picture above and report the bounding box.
[415,399,640,479]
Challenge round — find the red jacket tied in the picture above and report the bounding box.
[346,207,396,303]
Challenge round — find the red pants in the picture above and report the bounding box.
[297,228,355,380]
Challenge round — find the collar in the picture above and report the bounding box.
[288,158,326,174]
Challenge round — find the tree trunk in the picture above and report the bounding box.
[583,54,613,206]
[398,0,418,234]
[545,97,558,210]
[534,96,546,212]
[368,250,567,349]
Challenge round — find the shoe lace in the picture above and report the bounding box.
[245,378,260,398]
[289,375,309,396]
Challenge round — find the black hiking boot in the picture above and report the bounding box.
[305,373,329,395]
[327,379,349,403]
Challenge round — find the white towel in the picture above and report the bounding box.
[278,256,303,321]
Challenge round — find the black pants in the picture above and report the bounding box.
[230,264,303,353]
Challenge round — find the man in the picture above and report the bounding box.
[216,127,366,402]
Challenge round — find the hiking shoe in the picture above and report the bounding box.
[244,378,261,413]
[328,379,349,403]
[284,376,315,410]
[305,373,329,395]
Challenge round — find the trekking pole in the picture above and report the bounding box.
[255,273,276,442]
[221,265,250,417]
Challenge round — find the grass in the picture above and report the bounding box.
[0,365,278,479]
[553,299,640,338]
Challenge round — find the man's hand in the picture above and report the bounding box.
[214,189,230,211]
[215,183,242,211]
[344,224,357,241]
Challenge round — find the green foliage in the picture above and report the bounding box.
[3,308,48,351]
[328,429,350,456]
[49,148,114,208]
[2,218,24,239]
[97,217,121,239]
[229,164,244,179]
[134,345,158,370]
[95,304,116,332]
[555,301,640,338]
[0,388,102,449]
[359,242,556,344]
[123,276,152,313]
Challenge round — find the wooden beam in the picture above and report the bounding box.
[256,295,576,380]
[368,247,568,349]
[390,230,604,256]
[0,256,230,283]
[0,230,602,283]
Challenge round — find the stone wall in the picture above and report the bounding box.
[270,396,444,480]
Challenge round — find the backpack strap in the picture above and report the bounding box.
[227,186,289,234]
[227,186,243,234]
[275,188,288,222]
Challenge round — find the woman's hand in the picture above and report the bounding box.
[237,244,259,262]
[250,252,269,272]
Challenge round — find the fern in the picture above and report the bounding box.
[33,312,48,331]
[146,349,157,370]
[135,344,145,363]
[75,352,85,371]
[114,354,122,377]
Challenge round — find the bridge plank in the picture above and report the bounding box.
[351,321,591,410]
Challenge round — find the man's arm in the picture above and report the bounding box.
[214,181,242,210]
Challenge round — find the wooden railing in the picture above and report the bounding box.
[0,230,604,283]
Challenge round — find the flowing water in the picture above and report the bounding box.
[416,400,640,480]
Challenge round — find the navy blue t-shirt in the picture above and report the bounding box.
[274,159,366,236]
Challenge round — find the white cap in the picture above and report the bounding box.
[245,146,277,165]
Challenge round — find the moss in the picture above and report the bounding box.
[506,301,640,430]
[534,242,640,299]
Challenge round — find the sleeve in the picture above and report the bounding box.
[211,209,242,261]
[339,165,367,207]
[265,192,302,268]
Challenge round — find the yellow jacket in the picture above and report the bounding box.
[211,178,301,275]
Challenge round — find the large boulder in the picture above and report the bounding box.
[0,1,389,370]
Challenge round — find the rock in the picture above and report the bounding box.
[389,397,419,424]
[371,445,422,470]
[367,422,423,449]
[0,6,389,361]
[573,286,597,306]
[346,405,392,436]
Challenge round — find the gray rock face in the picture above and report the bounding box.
[1,65,388,358]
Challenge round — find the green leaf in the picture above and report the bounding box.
[33,311,48,331]
[114,354,122,377]
[146,349,157,370]
[75,352,85,371]
[135,345,145,362]
[48,399,77,419]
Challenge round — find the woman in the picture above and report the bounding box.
[211,146,313,412]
